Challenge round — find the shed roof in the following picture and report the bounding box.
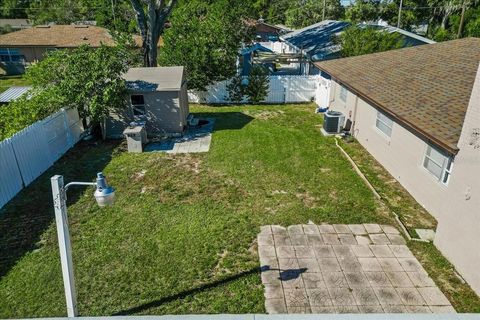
[0,25,142,48]
[124,66,185,92]
[0,86,31,103]
[314,37,480,154]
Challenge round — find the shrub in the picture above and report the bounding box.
[226,74,245,103]
[244,66,269,104]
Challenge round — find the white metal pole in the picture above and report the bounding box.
[51,175,78,317]
[397,0,403,28]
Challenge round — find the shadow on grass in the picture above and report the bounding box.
[112,267,261,315]
[0,140,119,278]
[191,112,254,131]
[113,266,308,316]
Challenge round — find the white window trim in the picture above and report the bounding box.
[422,144,453,185]
[375,111,393,138]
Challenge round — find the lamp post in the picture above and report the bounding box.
[50,172,115,317]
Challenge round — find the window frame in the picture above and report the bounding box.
[130,94,146,117]
[423,144,453,185]
[375,111,393,137]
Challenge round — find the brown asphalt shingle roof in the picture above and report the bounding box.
[0,25,142,48]
[314,37,480,154]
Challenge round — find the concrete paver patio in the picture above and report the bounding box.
[258,223,455,314]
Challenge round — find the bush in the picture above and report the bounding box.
[244,66,269,104]
[226,74,245,103]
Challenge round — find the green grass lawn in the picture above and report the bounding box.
[0,75,30,93]
[0,104,478,317]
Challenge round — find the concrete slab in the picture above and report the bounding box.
[257,224,454,314]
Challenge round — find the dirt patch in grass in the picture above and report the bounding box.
[244,110,285,120]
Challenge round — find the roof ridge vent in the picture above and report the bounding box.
[74,25,89,28]
[35,25,51,28]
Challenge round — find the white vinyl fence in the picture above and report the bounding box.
[188,75,322,104]
[0,108,83,209]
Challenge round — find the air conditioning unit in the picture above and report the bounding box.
[323,111,345,133]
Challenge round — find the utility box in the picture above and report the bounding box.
[123,125,147,153]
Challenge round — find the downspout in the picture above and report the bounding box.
[351,95,359,137]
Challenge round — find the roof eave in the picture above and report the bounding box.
[314,62,460,155]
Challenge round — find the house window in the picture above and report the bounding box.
[130,94,146,116]
[375,111,393,137]
[339,85,348,103]
[423,145,453,184]
[0,48,22,62]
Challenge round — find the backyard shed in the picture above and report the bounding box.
[106,66,189,139]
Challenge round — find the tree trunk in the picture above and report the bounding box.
[130,0,177,67]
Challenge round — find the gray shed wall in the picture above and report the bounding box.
[106,89,189,139]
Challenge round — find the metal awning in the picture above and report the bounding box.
[0,86,31,103]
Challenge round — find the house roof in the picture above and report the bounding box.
[0,86,31,103]
[0,19,32,28]
[124,66,185,92]
[281,20,433,61]
[314,37,480,154]
[241,43,273,55]
[281,20,350,61]
[0,25,142,48]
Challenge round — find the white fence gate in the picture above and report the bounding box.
[0,108,83,209]
[188,75,321,105]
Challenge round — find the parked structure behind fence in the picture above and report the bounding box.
[0,108,83,209]
[188,75,328,105]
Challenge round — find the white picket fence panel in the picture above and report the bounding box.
[0,140,23,209]
[0,108,83,209]
[188,75,321,104]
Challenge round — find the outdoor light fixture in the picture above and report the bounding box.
[50,172,115,317]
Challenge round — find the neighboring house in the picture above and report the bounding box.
[280,20,434,75]
[106,66,189,139]
[0,25,141,75]
[0,86,31,104]
[245,18,291,42]
[239,43,274,76]
[314,37,480,295]
[0,19,32,31]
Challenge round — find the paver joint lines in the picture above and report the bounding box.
[258,223,454,314]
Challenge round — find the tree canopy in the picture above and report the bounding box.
[0,41,133,139]
[336,25,405,57]
[285,0,344,28]
[158,0,253,91]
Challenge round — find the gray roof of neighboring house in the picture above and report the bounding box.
[281,20,434,62]
[281,20,350,61]
[124,66,185,92]
[0,86,31,103]
[0,19,32,28]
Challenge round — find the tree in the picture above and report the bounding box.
[29,43,128,126]
[244,65,269,104]
[226,74,245,103]
[336,25,405,57]
[130,0,177,67]
[27,0,137,32]
[285,0,345,28]
[159,0,253,91]
[379,0,429,30]
[345,0,381,22]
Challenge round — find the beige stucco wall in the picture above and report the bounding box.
[328,74,480,295]
[433,66,480,295]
